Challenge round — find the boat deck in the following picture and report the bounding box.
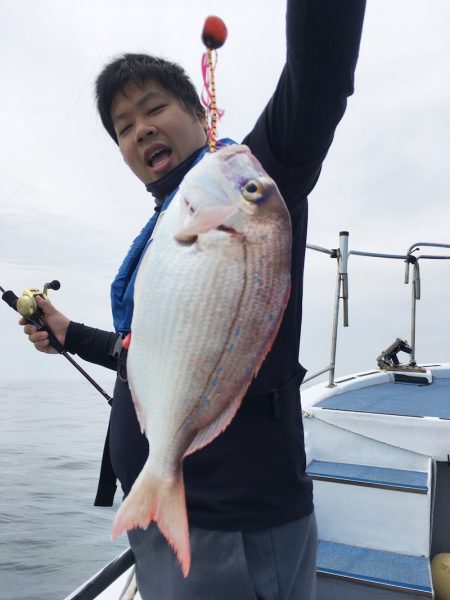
[315,378,450,419]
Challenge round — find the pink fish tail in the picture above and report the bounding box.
[111,470,191,577]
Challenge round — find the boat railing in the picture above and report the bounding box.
[302,232,450,388]
[63,548,135,600]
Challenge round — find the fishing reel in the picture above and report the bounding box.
[16,280,61,319]
[1,278,65,354]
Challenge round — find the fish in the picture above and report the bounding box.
[111,144,292,577]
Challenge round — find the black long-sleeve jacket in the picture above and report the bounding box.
[65,0,366,530]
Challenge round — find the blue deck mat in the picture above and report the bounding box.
[307,460,428,491]
[316,378,450,419]
[317,541,432,593]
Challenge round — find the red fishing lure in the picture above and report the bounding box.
[202,15,228,49]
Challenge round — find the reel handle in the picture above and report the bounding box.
[44,280,61,292]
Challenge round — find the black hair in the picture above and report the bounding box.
[95,53,205,144]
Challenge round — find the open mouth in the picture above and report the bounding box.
[147,148,171,167]
[144,144,173,169]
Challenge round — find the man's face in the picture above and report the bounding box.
[111,80,207,185]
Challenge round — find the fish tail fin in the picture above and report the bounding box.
[111,470,191,577]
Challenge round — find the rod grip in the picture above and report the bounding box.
[42,325,65,353]
[2,290,19,310]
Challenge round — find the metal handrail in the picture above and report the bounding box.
[305,243,335,256]
[349,250,407,260]
[406,242,450,255]
[303,233,450,388]
[302,364,333,386]
[63,548,135,600]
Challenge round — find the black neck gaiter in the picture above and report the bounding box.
[145,145,208,212]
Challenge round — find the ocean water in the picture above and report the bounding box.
[0,379,129,600]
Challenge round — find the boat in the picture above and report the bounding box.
[65,232,450,600]
[303,232,450,599]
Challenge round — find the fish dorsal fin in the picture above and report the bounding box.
[184,387,248,457]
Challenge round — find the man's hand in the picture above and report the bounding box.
[19,295,70,354]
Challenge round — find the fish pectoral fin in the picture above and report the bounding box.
[184,390,247,457]
[111,469,191,578]
[175,204,238,243]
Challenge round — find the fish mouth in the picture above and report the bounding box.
[175,225,245,245]
[216,224,245,240]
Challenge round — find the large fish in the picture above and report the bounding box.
[112,144,291,576]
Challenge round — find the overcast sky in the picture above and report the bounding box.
[1,0,449,388]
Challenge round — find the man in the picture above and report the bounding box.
[22,1,366,598]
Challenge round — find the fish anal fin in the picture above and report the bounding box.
[111,469,191,577]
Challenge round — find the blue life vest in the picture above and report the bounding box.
[110,139,235,333]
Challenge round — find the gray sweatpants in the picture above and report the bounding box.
[128,512,317,600]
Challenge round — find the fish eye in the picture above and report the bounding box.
[241,179,264,202]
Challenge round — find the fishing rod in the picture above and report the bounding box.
[1,281,112,403]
